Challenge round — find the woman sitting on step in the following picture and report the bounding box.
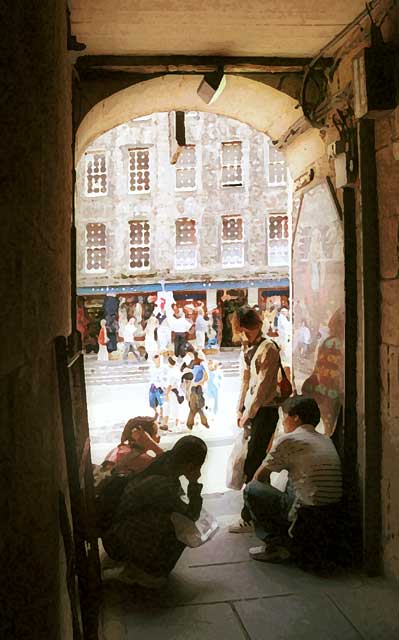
[102,416,164,476]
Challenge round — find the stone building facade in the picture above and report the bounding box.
[75,111,290,310]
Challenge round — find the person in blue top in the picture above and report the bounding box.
[187,353,209,430]
[206,359,223,415]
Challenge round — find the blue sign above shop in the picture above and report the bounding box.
[77,278,289,296]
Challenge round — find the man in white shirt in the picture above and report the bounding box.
[195,309,209,349]
[244,395,342,563]
[170,310,192,358]
[122,318,141,362]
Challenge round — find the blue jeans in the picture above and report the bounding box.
[207,385,219,413]
[149,386,164,409]
[244,480,295,543]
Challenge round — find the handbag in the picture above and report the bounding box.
[277,359,292,402]
[171,508,219,547]
[226,430,249,490]
[270,339,292,403]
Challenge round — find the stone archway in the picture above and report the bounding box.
[75,73,325,179]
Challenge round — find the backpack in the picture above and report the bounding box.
[95,472,130,533]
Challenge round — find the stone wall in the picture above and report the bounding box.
[1,1,73,637]
[376,107,399,579]
[75,112,289,289]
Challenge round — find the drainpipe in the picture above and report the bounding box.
[358,119,382,576]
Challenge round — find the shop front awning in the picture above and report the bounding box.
[77,278,289,296]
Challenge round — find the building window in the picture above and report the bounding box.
[175,218,197,269]
[267,214,289,266]
[85,152,107,196]
[175,145,197,191]
[129,220,150,270]
[267,142,287,186]
[128,148,150,193]
[221,142,243,187]
[86,223,106,271]
[221,215,244,266]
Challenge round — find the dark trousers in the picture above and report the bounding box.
[241,406,279,522]
[244,480,294,543]
[174,333,186,357]
[187,387,208,428]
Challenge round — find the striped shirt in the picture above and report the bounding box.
[263,425,342,508]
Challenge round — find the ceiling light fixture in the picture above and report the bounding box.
[197,68,226,104]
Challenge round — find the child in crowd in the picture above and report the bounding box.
[187,353,209,430]
[148,354,166,422]
[206,359,223,415]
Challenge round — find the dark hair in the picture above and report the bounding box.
[282,396,321,427]
[169,435,207,467]
[120,416,157,445]
[235,305,263,329]
[138,436,207,478]
[168,356,176,366]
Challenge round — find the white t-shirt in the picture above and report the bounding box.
[150,363,167,388]
[123,322,137,342]
[167,365,181,389]
[195,315,208,332]
[170,316,192,333]
[263,425,342,507]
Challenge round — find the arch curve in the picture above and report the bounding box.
[77,74,303,161]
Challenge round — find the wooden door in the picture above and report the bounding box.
[55,333,101,640]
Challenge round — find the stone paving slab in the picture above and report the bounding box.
[234,593,362,640]
[328,580,399,639]
[100,486,399,640]
[182,527,260,567]
[122,602,246,640]
[157,560,302,606]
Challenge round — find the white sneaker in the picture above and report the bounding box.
[228,519,254,533]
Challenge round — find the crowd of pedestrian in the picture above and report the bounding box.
[147,348,223,433]
[96,303,219,363]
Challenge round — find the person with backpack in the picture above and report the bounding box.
[102,416,163,476]
[186,353,209,430]
[101,436,208,588]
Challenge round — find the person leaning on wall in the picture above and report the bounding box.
[228,306,281,533]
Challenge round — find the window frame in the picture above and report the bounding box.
[84,151,108,198]
[128,219,151,272]
[267,212,290,267]
[128,147,151,194]
[175,217,198,270]
[220,141,243,188]
[265,140,287,187]
[85,222,107,272]
[221,214,245,267]
[175,144,197,192]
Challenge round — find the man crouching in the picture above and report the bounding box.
[244,395,342,564]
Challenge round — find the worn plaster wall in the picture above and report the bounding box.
[376,106,399,579]
[76,112,289,289]
[1,1,73,637]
